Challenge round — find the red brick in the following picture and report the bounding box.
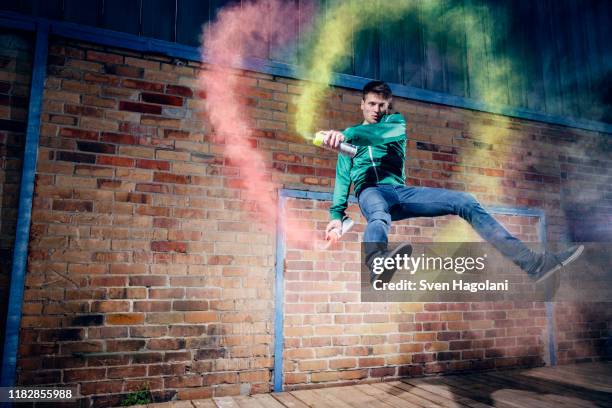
[163,129,190,139]
[64,368,106,382]
[153,217,179,228]
[58,127,97,141]
[136,183,169,193]
[151,241,187,253]
[129,275,168,286]
[101,132,138,145]
[107,339,146,352]
[64,104,104,118]
[119,100,162,114]
[77,141,116,154]
[105,65,144,78]
[134,301,172,312]
[287,165,314,175]
[136,159,170,170]
[141,92,184,106]
[173,301,209,311]
[148,338,185,350]
[153,172,190,184]
[52,200,93,212]
[80,380,123,396]
[118,123,157,137]
[140,115,181,128]
[97,178,122,189]
[166,85,193,97]
[106,313,144,325]
[122,79,164,92]
[87,50,123,64]
[97,156,135,167]
[107,365,147,378]
[91,301,130,313]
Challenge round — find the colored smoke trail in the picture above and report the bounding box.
[198,0,317,244]
[294,0,529,242]
[295,1,429,139]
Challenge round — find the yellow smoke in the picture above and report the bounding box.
[295,0,428,139]
[296,0,526,241]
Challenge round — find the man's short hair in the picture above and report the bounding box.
[362,80,392,100]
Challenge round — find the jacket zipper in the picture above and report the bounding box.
[368,146,380,182]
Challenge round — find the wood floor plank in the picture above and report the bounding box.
[483,371,600,408]
[251,393,288,408]
[232,395,268,408]
[548,363,612,387]
[422,375,518,408]
[356,383,434,408]
[445,372,599,408]
[395,379,471,408]
[143,363,612,408]
[375,381,466,408]
[449,373,551,408]
[493,368,612,404]
[523,367,612,392]
[191,399,218,408]
[270,392,310,408]
[398,378,492,408]
[556,362,612,375]
[318,384,393,408]
[309,386,355,408]
[370,382,440,408]
[290,389,336,408]
[212,397,241,408]
[465,372,576,408]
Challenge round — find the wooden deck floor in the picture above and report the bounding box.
[134,361,612,408]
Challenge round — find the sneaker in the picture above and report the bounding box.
[367,243,413,285]
[529,245,584,284]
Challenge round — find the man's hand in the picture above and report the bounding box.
[320,130,345,148]
[325,219,342,241]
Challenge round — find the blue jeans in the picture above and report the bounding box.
[358,184,537,273]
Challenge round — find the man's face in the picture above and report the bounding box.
[360,93,392,124]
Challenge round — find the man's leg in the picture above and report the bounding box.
[358,185,413,283]
[358,185,394,265]
[390,185,537,273]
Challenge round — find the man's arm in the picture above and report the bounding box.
[329,152,352,221]
[343,113,406,146]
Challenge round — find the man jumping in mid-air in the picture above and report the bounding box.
[320,80,583,285]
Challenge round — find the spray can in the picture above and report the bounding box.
[325,216,354,249]
[313,131,357,158]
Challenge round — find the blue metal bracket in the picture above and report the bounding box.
[0,21,49,389]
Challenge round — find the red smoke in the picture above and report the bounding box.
[198,0,319,247]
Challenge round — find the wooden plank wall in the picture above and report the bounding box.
[3,0,611,123]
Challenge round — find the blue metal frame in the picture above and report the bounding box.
[0,22,49,390]
[0,10,610,135]
[273,194,286,392]
[273,188,553,390]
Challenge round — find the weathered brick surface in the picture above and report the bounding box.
[0,31,33,367]
[2,35,608,406]
[282,197,549,389]
[554,302,612,364]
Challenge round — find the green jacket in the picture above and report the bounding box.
[329,113,407,220]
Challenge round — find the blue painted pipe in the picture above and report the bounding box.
[0,22,49,391]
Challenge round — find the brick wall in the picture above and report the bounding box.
[555,302,612,364]
[5,35,610,406]
[282,198,548,388]
[0,29,33,366]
